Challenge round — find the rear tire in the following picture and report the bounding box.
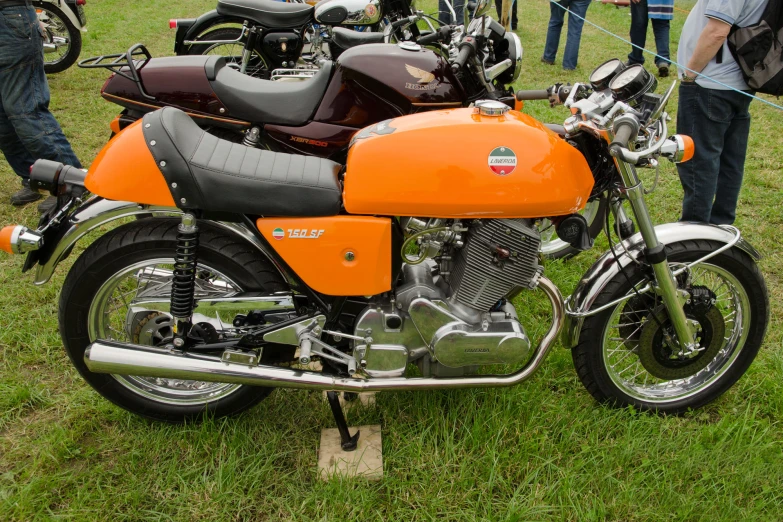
[572,240,769,414]
[59,219,290,422]
[186,27,270,78]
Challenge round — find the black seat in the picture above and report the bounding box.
[216,0,314,28]
[331,27,385,49]
[141,107,342,216]
[209,58,333,126]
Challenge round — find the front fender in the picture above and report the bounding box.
[32,197,289,287]
[562,222,761,348]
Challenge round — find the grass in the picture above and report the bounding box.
[2,0,783,519]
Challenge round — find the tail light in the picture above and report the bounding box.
[0,225,43,255]
[76,0,86,5]
[169,19,178,29]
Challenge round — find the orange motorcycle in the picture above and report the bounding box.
[1,61,768,444]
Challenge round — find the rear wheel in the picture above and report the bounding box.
[573,240,769,414]
[59,219,291,422]
[186,27,270,79]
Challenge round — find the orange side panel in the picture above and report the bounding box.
[344,108,594,219]
[109,116,121,135]
[257,216,392,296]
[85,120,176,207]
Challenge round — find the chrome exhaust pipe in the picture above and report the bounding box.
[85,278,563,392]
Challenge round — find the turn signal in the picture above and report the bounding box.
[660,134,695,163]
[678,134,695,162]
[0,225,43,255]
[169,19,178,29]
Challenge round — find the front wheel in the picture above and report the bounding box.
[59,219,291,422]
[573,239,769,414]
[34,2,82,74]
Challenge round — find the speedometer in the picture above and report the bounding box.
[589,58,624,91]
[608,64,658,104]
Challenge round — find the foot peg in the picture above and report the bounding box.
[326,391,360,451]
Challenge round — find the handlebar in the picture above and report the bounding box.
[417,26,452,46]
[515,90,550,101]
[609,114,641,155]
[451,37,476,72]
[515,84,572,107]
[391,15,417,29]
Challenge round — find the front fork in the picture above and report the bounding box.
[615,160,696,352]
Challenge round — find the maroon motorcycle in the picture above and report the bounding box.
[79,15,613,257]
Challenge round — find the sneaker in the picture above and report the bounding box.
[38,196,57,215]
[657,63,670,77]
[10,180,42,207]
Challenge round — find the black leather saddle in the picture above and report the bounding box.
[207,57,333,126]
[141,107,342,217]
[216,0,314,28]
[328,27,385,58]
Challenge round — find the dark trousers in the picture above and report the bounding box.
[676,83,752,225]
[628,0,670,65]
[0,5,81,180]
[542,0,591,70]
[494,0,518,30]
[438,0,465,25]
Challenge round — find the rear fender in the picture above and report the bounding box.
[175,10,246,54]
[562,222,761,348]
[31,197,289,286]
[36,1,85,31]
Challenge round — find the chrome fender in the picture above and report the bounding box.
[34,197,289,286]
[562,222,761,348]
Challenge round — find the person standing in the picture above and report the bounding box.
[495,0,518,31]
[676,0,768,225]
[541,0,592,70]
[627,0,673,77]
[0,0,81,209]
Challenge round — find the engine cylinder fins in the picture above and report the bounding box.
[449,219,541,312]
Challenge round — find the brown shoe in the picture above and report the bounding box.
[541,57,554,65]
[657,63,670,77]
[10,180,42,207]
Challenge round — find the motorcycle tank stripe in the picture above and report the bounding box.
[488,147,517,176]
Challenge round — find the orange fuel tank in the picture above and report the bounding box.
[85,120,176,207]
[257,216,392,296]
[343,108,594,218]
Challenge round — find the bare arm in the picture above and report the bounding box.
[686,18,732,74]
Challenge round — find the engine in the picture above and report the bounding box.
[352,218,542,378]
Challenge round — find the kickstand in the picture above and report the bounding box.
[326,391,360,451]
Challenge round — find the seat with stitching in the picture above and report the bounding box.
[141,107,342,216]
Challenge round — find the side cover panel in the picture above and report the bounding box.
[257,216,392,296]
[84,121,176,207]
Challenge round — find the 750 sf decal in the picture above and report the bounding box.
[272,227,325,239]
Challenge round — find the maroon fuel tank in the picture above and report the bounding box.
[101,56,250,129]
[312,43,465,128]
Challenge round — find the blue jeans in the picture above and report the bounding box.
[438,0,465,25]
[542,0,591,70]
[676,83,752,225]
[628,0,670,65]
[0,5,81,181]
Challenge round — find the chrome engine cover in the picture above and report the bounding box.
[352,304,427,378]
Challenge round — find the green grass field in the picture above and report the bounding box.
[2,0,783,519]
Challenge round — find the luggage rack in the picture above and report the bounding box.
[78,44,156,101]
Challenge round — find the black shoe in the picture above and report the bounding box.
[10,180,42,207]
[38,196,57,215]
[657,63,670,77]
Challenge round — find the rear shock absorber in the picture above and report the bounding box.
[170,213,199,347]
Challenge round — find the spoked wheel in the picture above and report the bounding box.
[34,2,82,74]
[538,195,608,259]
[186,27,269,79]
[60,219,291,422]
[573,240,769,414]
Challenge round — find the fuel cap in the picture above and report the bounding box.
[474,100,510,116]
[398,41,421,52]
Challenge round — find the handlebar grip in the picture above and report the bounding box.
[417,26,450,46]
[515,90,550,101]
[610,123,635,150]
[451,39,475,72]
[391,16,414,29]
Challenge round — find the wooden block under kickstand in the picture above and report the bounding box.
[318,424,383,480]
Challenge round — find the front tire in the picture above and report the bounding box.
[59,219,290,422]
[572,240,769,414]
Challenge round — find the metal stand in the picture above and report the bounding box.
[326,391,360,451]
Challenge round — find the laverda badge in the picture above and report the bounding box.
[272,227,285,240]
[488,147,517,176]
